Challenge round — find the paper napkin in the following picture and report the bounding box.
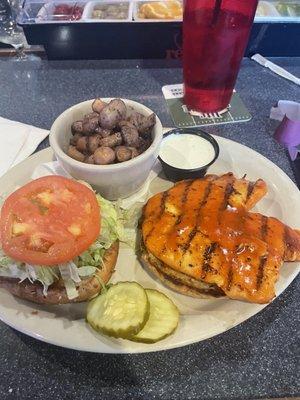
[270,101,300,161]
[0,116,49,177]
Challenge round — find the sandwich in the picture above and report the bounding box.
[140,173,300,304]
[0,175,124,304]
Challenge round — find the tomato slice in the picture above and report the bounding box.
[0,176,101,266]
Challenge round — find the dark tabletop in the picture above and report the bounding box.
[0,57,299,400]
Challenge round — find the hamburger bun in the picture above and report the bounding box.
[0,241,119,305]
[140,241,224,300]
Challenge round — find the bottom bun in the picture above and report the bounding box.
[0,241,119,305]
[140,246,224,300]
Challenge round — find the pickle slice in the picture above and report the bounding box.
[130,289,179,343]
[87,282,149,339]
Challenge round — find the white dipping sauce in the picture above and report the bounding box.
[159,133,216,170]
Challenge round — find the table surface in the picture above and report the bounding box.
[0,57,299,400]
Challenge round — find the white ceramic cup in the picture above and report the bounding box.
[49,98,163,200]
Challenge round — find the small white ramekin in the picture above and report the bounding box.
[49,98,163,200]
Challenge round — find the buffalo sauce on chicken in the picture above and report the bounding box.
[142,173,300,303]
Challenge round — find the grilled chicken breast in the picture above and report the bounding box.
[141,173,300,304]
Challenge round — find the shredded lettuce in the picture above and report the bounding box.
[58,263,80,300]
[77,266,97,277]
[77,195,126,268]
[0,193,134,300]
[97,194,127,246]
[0,251,59,296]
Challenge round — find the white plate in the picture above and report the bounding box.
[0,136,299,353]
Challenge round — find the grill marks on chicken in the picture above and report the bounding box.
[142,173,300,303]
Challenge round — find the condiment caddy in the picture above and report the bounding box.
[17,0,300,59]
[19,0,300,24]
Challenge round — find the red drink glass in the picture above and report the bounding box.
[183,0,258,113]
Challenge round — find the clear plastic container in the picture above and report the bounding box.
[254,0,300,21]
[133,0,183,22]
[36,1,86,22]
[17,0,88,23]
[256,1,280,17]
[82,1,133,21]
[275,1,300,17]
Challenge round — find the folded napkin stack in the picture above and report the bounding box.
[0,117,49,177]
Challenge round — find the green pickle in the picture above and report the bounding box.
[87,282,150,339]
[130,289,179,344]
[87,282,179,343]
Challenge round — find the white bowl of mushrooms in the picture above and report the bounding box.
[49,98,163,200]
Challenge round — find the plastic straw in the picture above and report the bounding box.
[212,0,222,25]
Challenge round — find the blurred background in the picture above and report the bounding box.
[0,0,299,60]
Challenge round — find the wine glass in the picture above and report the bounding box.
[0,0,27,59]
